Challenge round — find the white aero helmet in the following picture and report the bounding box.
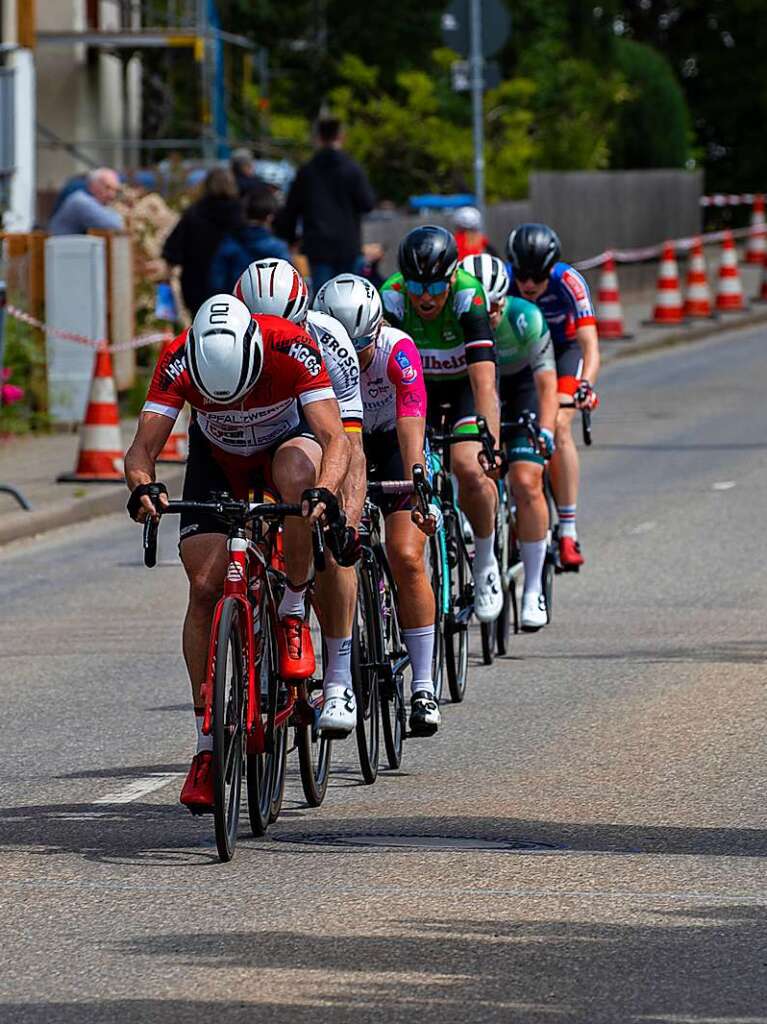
[460,254,510,305]
[234,258,309,323]
[313,274,383,352]
[187,294,263,403]
[453,205,482,231]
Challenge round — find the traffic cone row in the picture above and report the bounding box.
[652,243,685,324]
[715,230,745,311]
[58,347,125,482]
[684,239,713,318]
[745,194,766,265]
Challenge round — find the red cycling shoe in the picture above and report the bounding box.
[179,751,214,814]
[277,616,316,679]
[558,536,585,571]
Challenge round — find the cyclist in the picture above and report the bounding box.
[506,224,599,570]
[461,254,558,631]
[314,273,441,734]
[233,258,365,738]
[124,294,351,813]
[381,225,503,624]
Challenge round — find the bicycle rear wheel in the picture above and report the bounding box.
[212,598,245,862]
[444,511,470,703]
[353,559,381,784]
[495,492,513,656]
[296,609,332,806]
[379,556,406,769]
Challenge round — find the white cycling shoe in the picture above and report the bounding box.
[409,690,441,736]
[473,557,503,623]
[521,591,547,632]
[319,686,357,737]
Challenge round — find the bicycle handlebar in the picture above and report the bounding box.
[366,464,431,519]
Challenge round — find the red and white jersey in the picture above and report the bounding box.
[144,315,335,457]
[360,325,428,433]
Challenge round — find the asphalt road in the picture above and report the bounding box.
[2,323,767,1023]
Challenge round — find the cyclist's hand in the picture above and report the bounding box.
[127,482,168,523]
[412,502,443,536]
[301,486,337,526]
[574,379,599,411]
[328,525,362,567]
[537,427,556,461]
[477,448,505,480]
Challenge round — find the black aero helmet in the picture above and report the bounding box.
[506,223,561,282]
[398,225,459,283]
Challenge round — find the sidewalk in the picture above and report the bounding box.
[2,265,766,547]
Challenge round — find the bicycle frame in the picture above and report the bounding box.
[427,429,475,629]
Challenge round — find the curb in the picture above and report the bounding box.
[600,307,767,365]
[0,466,185,547]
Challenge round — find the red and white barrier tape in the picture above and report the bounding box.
[6,304,171,351]
[700,193,761,207]
[574,225,758,271]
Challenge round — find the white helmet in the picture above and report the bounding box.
[187,294,263,403]
[460,254,510,305]
[313,274,383,352]
[234,258,309,323]
[453,205,482,231]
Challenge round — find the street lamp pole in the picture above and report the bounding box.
[469,0,485,216]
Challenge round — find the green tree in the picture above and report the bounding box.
[610,39,691,169]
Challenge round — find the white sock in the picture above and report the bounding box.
[195,713,213,754]
[520,539,547,597]
[278,581,307,620]
[403,625,435,697]
[324,635,352,697]
[473,532,496,572]
[558,505,577,539]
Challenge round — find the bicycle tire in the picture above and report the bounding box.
[444,511,470,703]
[542,553,555,625]
[496,498,514,656]
[426,533,446,703]
[379,554,405,769]
[246,594,288,835]
[212,597,245,862]
[352,558,381,784]
[480,621,494,665]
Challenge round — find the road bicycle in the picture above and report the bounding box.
[142,487,339,862]
[351,464,437,778]
[427,409,478,703]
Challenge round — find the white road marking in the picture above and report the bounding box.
[629,521,656,535]
[93,773,183,805]
[713,480,736,490]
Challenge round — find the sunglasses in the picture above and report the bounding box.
[516,272,549,285]
[406,279,450,296]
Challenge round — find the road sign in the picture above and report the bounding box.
[441,0,511,60]
[451,59,501,92]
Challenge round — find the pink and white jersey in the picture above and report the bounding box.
[360,325,427,433]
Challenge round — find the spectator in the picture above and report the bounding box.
[48,168,124,235]
[453,206,495,260]
[230,147,270,198]
[208,189,292,293]
[274,116,376,293]
[161,167,243,318]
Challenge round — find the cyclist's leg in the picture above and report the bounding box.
[271,434,323,588]
[550,342,583,566]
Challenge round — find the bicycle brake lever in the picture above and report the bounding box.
[143,516,158,568]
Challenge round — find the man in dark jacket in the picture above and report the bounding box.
[274,118,375,293]
[161,167,242,317]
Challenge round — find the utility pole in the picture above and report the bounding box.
[469,0,485,216]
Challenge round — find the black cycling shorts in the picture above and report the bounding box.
[554,340,583,391]
[179,418,315,541]
[425,377,478,436]
[499,368,544,467]
[363,429,411,516]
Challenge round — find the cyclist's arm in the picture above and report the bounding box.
[468,362,500,452]
[388,335,427,476]
[342,433,366,528]
[575,323,600,384]
[302,398,351,499]
[124,412,174,490]
[533,369,559,435]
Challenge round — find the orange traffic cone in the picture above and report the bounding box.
[745,194,766,265]
[156,331,189,463]
[596,256,631,339]
[715,230,746,311]
[57,347,124,482]
[651,242,684,324]
[683,239,714,318]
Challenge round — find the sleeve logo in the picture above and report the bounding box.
[562,269,587,302]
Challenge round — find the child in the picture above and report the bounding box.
[209,188,292,292]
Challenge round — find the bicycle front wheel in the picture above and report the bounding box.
[425,533,446,703]
[353,560,381,784]
[379,556,406,770]
[212,598,246,862]
[444,511,470,703]
[246,595,285,836]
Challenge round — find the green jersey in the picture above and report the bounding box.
[380,268,495,382]
[495,296,555,378]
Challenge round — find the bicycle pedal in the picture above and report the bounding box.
[186,803,212,817]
